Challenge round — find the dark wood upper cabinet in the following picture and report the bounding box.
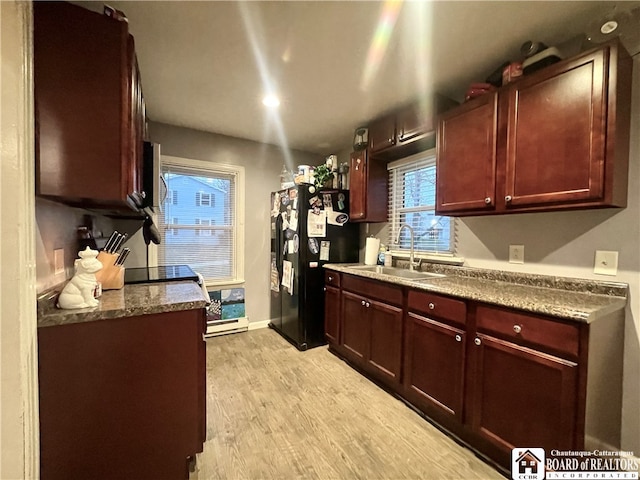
[349,150,387,223]
[369,95,459,162]
[436,40,632,216]
[436,92,499,213]
[34,1,146,216]
[369,115,396,154]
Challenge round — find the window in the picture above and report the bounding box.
[196,191,215,207]
[158,156,245,284]
[195,218,215,236]
[387,149,454,254]
[165,190,178,205]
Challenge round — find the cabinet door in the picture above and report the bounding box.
[369,114,396,153]
[349,151,367,220]
[397,103,429,144]
[469,334,578,455]
[342,291,369,364]
[367,298,403,387]
[403,313,465,422]
[34,2,142,214]
[504,48,608,208]
[324,285,341,345]
[436,92,498,214]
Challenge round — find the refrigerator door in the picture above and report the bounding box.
[298,188,360,348]
[269,191,283,331]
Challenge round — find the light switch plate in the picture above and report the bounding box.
[594,250,618,276]
[509,245,524,264]
[54,248,64,276]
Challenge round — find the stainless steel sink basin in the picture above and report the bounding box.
[349,265,446,280]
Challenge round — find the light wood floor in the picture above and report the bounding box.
[191,328,503,480]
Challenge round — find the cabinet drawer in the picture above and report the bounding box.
[325,271,341,288]
[408,290,466,326]
[342,274,403,306]
[476,305,580,358]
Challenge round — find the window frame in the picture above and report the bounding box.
[387,148,458,259]
[150,155,245,286]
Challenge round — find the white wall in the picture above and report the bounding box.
[1,1,39,478]
[455,55,640,453]
[146,122,321,324]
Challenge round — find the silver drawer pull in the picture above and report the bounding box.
[474,337,481,346]
[328,276,333,282]
[485,197,491,204]
[428,302,435,310]
[361,300,366,306]
[505,195,513,202]
[455,334,462,342]
[323,287,326,292]
[366,302,370,308]
[513,325,522,334]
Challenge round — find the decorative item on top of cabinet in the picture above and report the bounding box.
[34,1,146,217]
[436,39,632,216]
[349,149,388,223]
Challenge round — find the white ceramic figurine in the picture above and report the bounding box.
[57,247,103,309]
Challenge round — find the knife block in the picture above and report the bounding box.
[95,251,125,290]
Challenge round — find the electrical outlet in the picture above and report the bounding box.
[594,250,618,276]
[54,249,64,276]
[509,245,524,264]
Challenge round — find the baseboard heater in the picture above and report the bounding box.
[205,316,249,337]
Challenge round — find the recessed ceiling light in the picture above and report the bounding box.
[262,94,280,108]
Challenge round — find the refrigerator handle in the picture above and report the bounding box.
[275,213,283,270]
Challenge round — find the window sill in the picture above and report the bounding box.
[204,278,245,288]
[389,251,465,266]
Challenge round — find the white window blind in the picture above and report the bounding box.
[158,157,244,283]
[388,150,455,254]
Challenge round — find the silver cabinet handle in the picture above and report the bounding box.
[474,337,482,346]
[323,287,326,292]
[513,325,522,334]
[455,334,462,342]
[428,302,435,310]
[485,197,491,204]
[328,276,333,282]
[366,302,370,308]
[505,195,513,202]
[361,300,366,306]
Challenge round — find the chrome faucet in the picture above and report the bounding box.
[396,224,419,271]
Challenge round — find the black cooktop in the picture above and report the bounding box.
[124,265,199,285]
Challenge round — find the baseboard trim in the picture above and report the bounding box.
[248,319,270,331]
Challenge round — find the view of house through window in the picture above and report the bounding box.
[157,157,243,283]
[388,150,454,254]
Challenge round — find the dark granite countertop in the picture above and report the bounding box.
[38,280,207,328]
[324,263,628,323]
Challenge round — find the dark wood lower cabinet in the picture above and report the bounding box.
[340,286,403,389]
[324,285,341,345]
[38,309,206,480]
[469,334,578,456]
[367,299,403,387]
[324,271,623,474]
[342,291,369,364]
[403,313,466,423]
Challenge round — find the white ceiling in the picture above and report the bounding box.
[95,1,638,155]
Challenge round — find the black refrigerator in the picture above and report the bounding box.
[269,186,359,350]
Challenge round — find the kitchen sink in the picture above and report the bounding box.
[349,265,446,280]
